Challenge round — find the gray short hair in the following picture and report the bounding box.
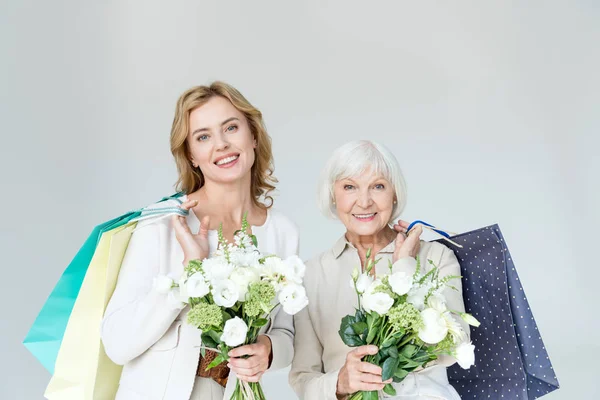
[317,140,407,223]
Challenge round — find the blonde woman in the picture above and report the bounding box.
[101,82,299,400]
[290,140,467,399]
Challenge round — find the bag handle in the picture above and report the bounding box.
[407,220,463,248]
[129,193,189,225]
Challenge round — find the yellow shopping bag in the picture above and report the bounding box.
[44,222,137,400]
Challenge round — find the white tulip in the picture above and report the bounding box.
[352,273,373,294]
[220,317,249,347]
[461,313,481,327]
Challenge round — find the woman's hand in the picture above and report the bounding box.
[336,345,391,397]
[171,199,210,265]
[227,335,273,382]
[392,220,423,262]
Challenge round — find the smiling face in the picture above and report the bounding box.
[187,96,256,186]
[333,169,396,237]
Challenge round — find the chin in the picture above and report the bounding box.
[347,222,386,237]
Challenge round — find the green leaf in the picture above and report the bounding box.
[381,336,399,349]
[354,309,366,322]
[362,390,378,400]
[393,368,409,382]
[383,383,397,396]
[251,235,258,247]
[206,353,226,370]
[352,321,368,335]
[381,356,399,381]
[207,330,222,343]
[252,318,269,328]
[365,312,381,344]
[400,344,418,358]
[387,346,399,359]
[201,332,218,348]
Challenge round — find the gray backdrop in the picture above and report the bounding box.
[1,1,598,399]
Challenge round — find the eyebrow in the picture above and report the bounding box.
[191,117,240,136]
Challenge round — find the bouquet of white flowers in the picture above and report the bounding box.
[339,249,480,400]
[156,215,308,400]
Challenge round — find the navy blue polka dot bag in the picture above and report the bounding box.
[410,222,560,399]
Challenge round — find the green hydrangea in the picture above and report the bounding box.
[388,302,423,332]
[187,302,223,331]
[435,333,455,353]
[244,281,276,317]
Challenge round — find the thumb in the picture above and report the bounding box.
[353,345,379,358]
[199,215,210,240]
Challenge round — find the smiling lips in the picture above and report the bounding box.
[214,153,240,167]
[353,212,377,221]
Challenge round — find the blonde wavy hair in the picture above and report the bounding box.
[170,82,277,208]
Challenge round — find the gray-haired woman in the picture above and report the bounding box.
[290,140,467,399]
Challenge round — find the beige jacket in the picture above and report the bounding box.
[289,236,468,400]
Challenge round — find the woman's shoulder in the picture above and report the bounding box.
[265,208,299,235]
[419,240,458,267]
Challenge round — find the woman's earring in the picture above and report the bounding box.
[393,200,397,205]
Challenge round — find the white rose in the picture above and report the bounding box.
[427,293,447,312]
[166,287,187,309]
[418,308,448,344]
[220,317,248,347]
[186,272,210,298]
[406,285,429,311]
[388,271,412,296]
[454,341,476,369]
[362,291,394,315]
[351,273,373,294]
[153,275,173,294]
[229,267,260,301]
[262,257,286,277]
[444,312,468,343]
[202,258,235,284]
[230,250,261,269]
[212,279,239,308]
[283,255,306,284]
[278,283,309,315]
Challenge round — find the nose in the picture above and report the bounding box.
[356,189,373,208]
[214,132,230,151]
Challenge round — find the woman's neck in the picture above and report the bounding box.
[188,174,266,231]
[346,226,396,270]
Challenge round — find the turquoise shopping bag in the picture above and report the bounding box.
[23,195,185,373]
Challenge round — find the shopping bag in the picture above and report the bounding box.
[412,222,560,399]
[44,223,136,399]
[23,195,185,373]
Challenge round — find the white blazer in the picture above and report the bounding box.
[101,198,300,400]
